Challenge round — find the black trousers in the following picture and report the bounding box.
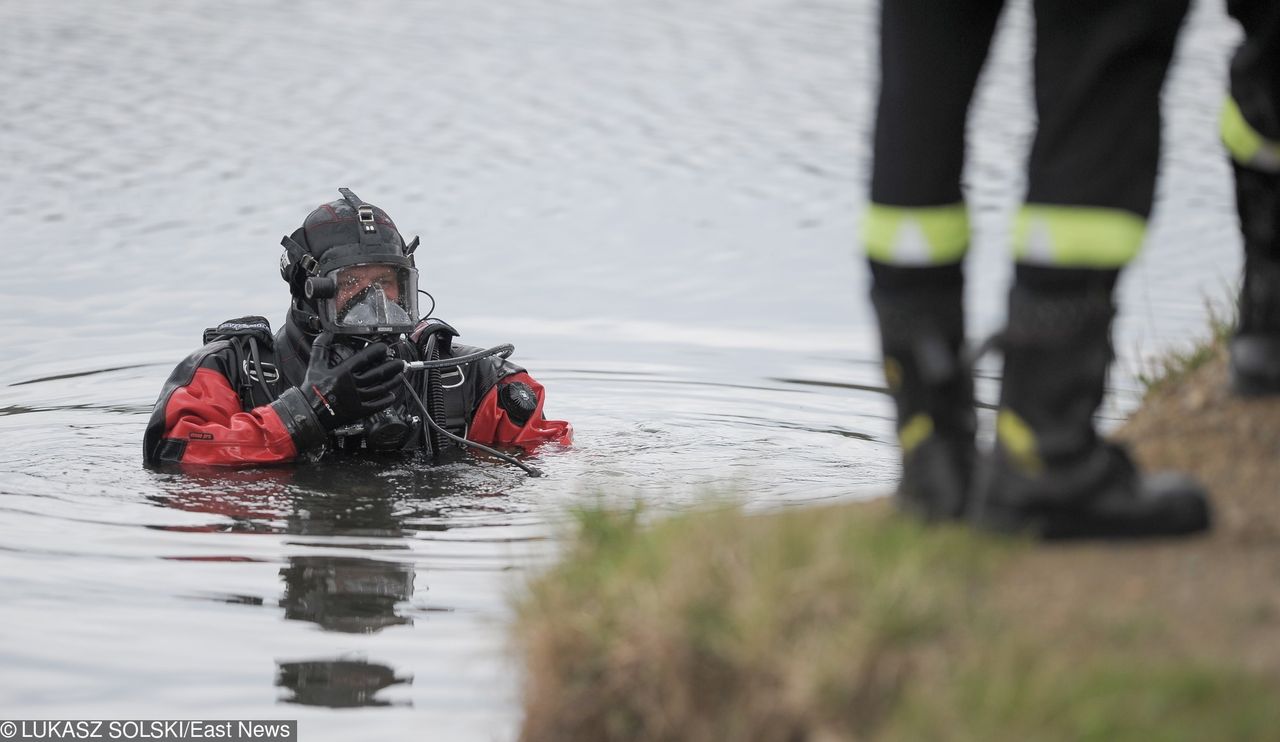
[1228,0,1280,145]
[864,0,1280,270]
[871,0,1189,237]
[873,0,1193,220]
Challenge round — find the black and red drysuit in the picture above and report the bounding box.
[143,315,571,467]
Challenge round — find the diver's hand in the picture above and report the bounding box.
[300,332,404,431]
[269,332,406,453]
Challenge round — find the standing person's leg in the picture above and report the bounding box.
[972,0,1210,537]
[1222,1,1280,394]
[865,0,1004,520]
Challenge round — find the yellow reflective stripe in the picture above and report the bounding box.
[1222,97,1280,172]
[1012,205,1146,268]
[883,357,904,393]
[899,413,934,455]
[863,203,969,265]
[996,409,1042,476]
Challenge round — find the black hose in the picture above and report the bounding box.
[422,333,448,455]
[403,344,514,371]
[400,376,544,478]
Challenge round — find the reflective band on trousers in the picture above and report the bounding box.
[863,203,968,265]
[1012,205,1146,268]
[898,413,934,455]
[996,409,1043,476]
[1222,97,1280,173]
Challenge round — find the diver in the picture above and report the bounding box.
[143,188,571,472]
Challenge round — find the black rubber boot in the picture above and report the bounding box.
[971,270,1211,539]
[1229,163,1280,395]
[870,262,976,521]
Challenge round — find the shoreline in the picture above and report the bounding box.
[512,340,1280,741]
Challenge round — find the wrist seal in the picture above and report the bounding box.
[270,387,328,454]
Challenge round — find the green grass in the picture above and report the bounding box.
[1135,300,1235,394]
[889,649,1280,742]
[512,500,1280,741]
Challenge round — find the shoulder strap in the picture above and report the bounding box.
[203,315,274,347]
[410,317,459,354]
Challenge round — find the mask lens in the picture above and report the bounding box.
[328,263,417,331]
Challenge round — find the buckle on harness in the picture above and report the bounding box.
[299,254,320,275]
[357,205,376,233]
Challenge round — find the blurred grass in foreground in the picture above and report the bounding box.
[1135,297,1235,394]
[512,502,1280,741]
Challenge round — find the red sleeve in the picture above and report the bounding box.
[162,367,299,466]
[467,371,573,451]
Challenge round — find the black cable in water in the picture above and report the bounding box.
[400,376,544,478]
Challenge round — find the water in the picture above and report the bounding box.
[0,0,1242,738]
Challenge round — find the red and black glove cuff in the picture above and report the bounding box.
[270,387,329,454]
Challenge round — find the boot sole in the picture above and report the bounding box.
[1229,336,1280,396]
[971,499,1211,541]
[1229,369,1280,397]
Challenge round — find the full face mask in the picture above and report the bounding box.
[280,188,422,337]
[305,258,419,335]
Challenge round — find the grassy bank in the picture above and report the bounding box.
[513,341,1280,741]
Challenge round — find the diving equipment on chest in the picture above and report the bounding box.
[326,335,430,454]
[204,316,543,475]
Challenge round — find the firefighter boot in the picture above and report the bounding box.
[870,264,976,521]
[1230,163,1280,395]
[971,273,1211,539]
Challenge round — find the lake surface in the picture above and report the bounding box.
[0,0,1243,738]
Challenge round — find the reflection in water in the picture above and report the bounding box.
[275,660,412,708]
[280,556,414,634]
[150,457,515,535]
[154,462,475,708]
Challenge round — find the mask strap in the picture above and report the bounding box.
[280,235,318,277]
[338,187,381,247]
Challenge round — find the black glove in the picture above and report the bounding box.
[270,332,405,452]
[300,332,404,429]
